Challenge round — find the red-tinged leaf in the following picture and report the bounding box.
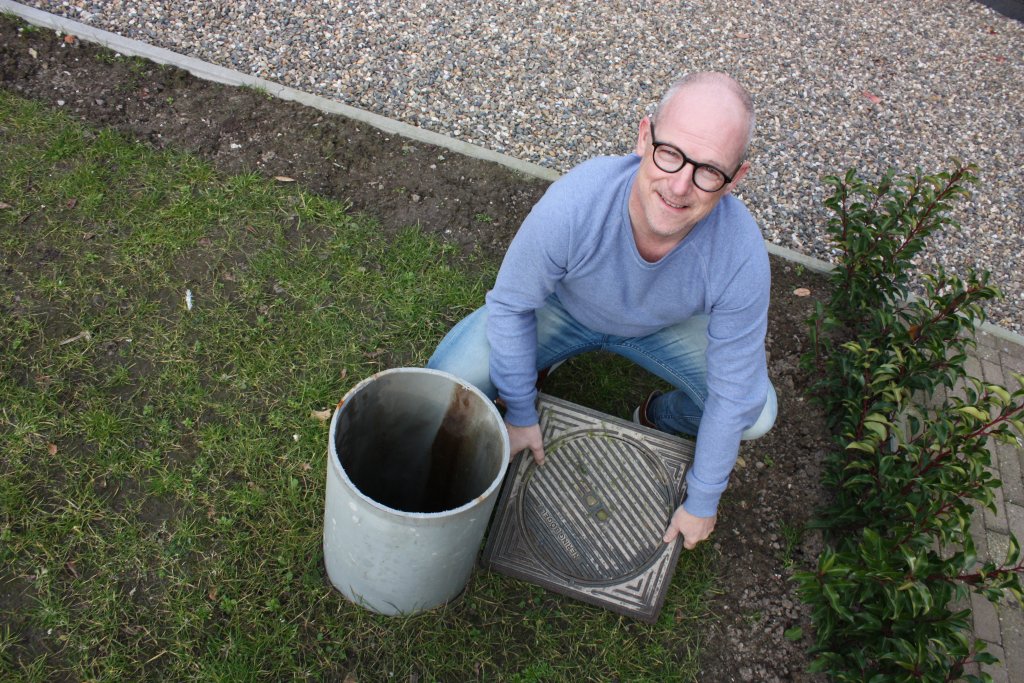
[63,34,77,44]
[862,90,882,105]
[48,443,58,456]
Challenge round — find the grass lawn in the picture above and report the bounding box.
[0,90,715,682]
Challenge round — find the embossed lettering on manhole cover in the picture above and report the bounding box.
[482,393,694,623]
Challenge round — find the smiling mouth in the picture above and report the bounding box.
[658,192,688,210]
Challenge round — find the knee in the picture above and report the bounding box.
[427,348,488,386]
[740,383,777,441]
[426,313,495,397]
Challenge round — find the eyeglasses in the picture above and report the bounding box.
[649,122,739,193]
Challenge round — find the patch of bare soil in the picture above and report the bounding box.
[1,16,830,681]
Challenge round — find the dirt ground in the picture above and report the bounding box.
[1,16,831,681]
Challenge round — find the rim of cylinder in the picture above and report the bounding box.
[328,367,511,518]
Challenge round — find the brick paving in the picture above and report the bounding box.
[961,326,1024,681]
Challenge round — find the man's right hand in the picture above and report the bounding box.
[505,421,545,465]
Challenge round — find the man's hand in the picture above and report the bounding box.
[663,505,716,549]
[505,421,545,465]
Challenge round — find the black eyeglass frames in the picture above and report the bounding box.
[648,122,740,192]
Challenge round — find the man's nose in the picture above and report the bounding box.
[667,162,696,195]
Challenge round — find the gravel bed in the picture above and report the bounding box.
[20,0,1024,331]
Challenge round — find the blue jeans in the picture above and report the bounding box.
[428,295,776,439]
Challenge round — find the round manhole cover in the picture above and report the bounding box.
[518,429,675,584]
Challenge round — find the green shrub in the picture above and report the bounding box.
[797,161,1024,681]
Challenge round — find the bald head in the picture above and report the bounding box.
[653,73,756,161]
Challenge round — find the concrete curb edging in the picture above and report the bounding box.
[3,0,1023,351]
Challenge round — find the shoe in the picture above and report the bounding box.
[535,359,565,390]
[632,391,661,429]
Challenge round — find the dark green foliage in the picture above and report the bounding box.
[797,162,1024,681]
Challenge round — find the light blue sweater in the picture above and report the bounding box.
[484,154,771,517]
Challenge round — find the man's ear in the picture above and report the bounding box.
[725,160,751,193]
[634,116,651,157]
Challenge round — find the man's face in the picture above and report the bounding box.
[628,84,750,249]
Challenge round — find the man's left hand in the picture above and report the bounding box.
[663,505,716,550]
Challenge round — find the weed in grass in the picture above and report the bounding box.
[239,83,275,100]
[777,522,805,570]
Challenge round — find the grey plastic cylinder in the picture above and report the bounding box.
[323,368,510,615]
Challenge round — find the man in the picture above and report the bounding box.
[428,72,776,551]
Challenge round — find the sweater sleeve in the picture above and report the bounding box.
[683,242,771,517]
[484,180,575,426]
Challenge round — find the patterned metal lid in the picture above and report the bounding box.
[482,393,694,623]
